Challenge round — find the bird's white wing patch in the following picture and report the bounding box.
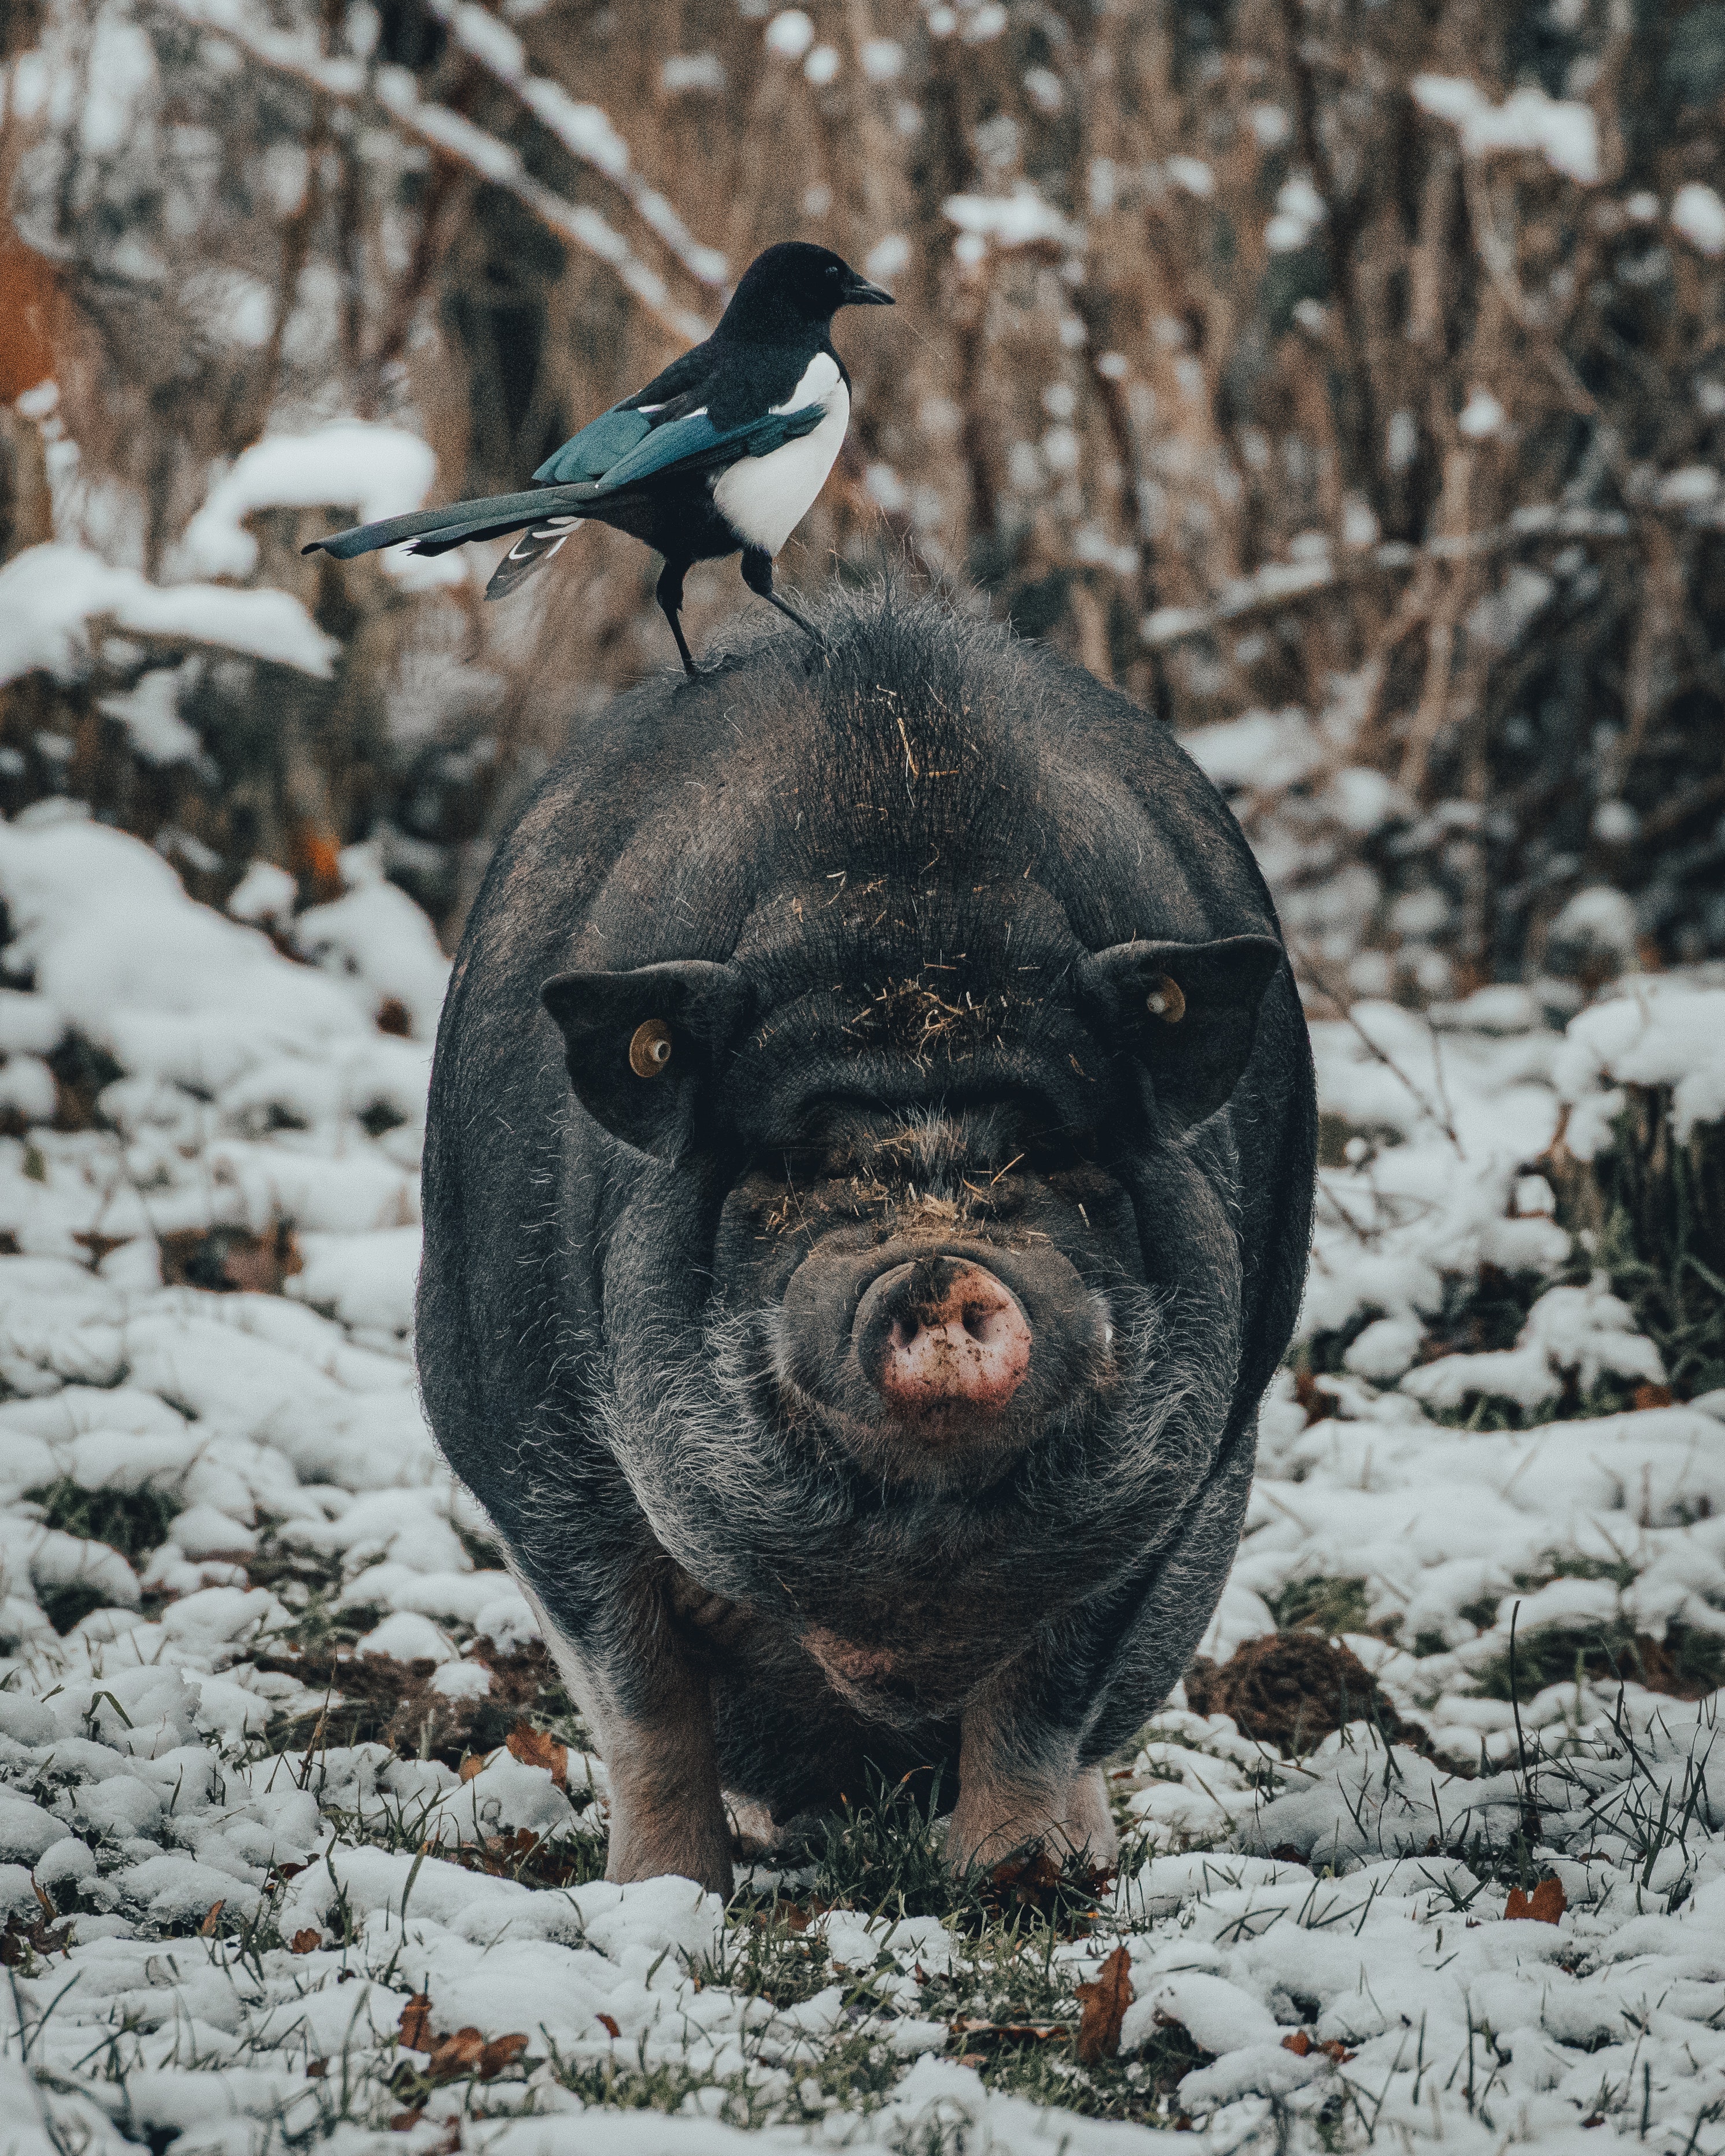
[713,378,849,556]
[771,351,841,415]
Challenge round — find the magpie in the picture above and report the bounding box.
[304,242,893,674]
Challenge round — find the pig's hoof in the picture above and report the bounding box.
[605,1805,735,1897]
[725,1793,782,1860]
[946,1769,1119,1876]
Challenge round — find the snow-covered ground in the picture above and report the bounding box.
[1,802,1723,2155]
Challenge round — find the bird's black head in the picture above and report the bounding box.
[720,243,895,340]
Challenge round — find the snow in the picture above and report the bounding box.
[1,794,1724,2152]
[97,666,204,765]
[1412,75,1601,184]
[290,843,451,1038]
[763,11,813,61]
[942,184,1081,250]
[0,544,338,684]
[177,422,462,590]
[1266,172,1325,252]
[1556,977,1725,1146]
[1671,183,1725,259]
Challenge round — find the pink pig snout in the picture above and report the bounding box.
[855,1258,1032,1416]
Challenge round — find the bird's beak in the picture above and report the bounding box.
[842,276,895,307]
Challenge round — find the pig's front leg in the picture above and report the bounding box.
[511,1570,734,1895]
[597,1655,734,1894]
[946,1667,1119,1876]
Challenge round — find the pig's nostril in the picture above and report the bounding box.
[856,1261,1033,1419]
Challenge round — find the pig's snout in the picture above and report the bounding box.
[856,1260,1031,1416]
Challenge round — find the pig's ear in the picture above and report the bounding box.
[1081,933,1285,1128]
[540,961,753,1160]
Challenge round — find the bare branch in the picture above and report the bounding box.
[422,0,727,296]
[143,0,712,345]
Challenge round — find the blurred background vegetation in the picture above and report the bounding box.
[1,0,1722,995]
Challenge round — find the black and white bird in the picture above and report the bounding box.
[304,242,893,674]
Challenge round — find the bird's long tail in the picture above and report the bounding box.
[302,482,598,601]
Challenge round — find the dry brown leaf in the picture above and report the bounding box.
[951,2015,1070,2041]
[425,2028,488,2081]
[595,2013,621,2039]
[477,2033,530,2079]
[506,1722,568,1789]
[1505,1874,1566,1925]
[398,1993,434,2050]
[1074,1943,1134,2064]
[1282,2029,1354,2062]
[290,1928,323,1955]
[200,1901,226,1936]
[458,1753,488,1782]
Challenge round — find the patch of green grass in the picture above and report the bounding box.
[1590,1103,1725,1401]
[1424,1372,1665,1434]
[1472,1622,1725,1703]
[1516,1552,1638,1593]
[37,1581,112,1635]
[1427,1263,1556,1357]
[1292,1310,1385,1380]
[806,1767,968,1922]
[1268,1577,1372,1637]
[27,1478,180,1564]
[799,1767,1109,1933]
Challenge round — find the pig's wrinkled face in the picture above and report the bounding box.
[539,924,1280,1649]
[711,1102,1129,1493]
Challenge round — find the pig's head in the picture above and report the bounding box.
[537,906,1283,1662]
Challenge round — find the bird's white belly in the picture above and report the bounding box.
[713,379,849,557]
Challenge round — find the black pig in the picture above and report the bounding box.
[418,591,1315,1893]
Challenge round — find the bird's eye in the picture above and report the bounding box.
[629,1020,674,1077]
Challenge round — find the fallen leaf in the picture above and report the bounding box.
[200,1900,226,1936]
[1505,1875,1566,1925]
[951,2015,1070,2042]
[425,2028,488,2081]
[1074,1943,1134,2065]
[1282,2030,1354,2062]
[290,1928,324,1956]
[389,2111,424,2133]
[595,2013,621,2039]
[306,2060,326,2079]
[477,2033,529,2080]
[506,1723,567,1789]
[458,1753,488,1783]
[1632,1383,1675,1411]
[399,1994,434,2050]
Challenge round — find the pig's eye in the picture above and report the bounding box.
[1145,976,1186,1024]
[629,1019,675,1079]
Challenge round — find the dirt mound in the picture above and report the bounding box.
[1182,1631,1414,1758]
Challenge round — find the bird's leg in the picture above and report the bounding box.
[740,548,829,654]
[656,558,699,678]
